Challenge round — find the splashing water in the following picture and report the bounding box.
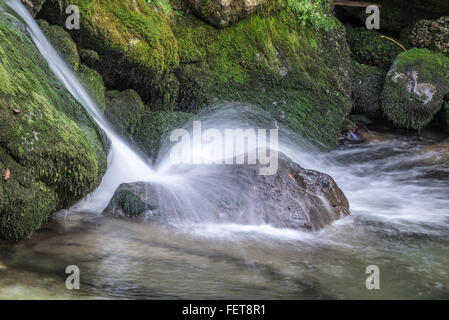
[2,0,449,299]
[5,0,163,211]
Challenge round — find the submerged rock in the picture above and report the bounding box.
[186,0,268,27]
[382,48,449,130]
[103,183,164,221]
[105,155,350,231]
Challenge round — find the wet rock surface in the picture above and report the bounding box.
[104,155,350,231]
[103,183,165,221]
[382,48,449,130]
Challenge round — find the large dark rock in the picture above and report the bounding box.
[103,183,164,220]
[104,155,350,231]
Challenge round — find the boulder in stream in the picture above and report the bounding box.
[382,48,449,130]
[103,183,165,221]
[104,155,350,231]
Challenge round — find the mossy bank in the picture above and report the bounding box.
[0,9,106,241]
[38,0,352,149]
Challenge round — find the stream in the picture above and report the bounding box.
[1,129,448,299]
[0,0,448,300]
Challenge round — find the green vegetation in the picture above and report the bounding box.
[346,25,403,68]
[351,61,386,119]
[38,20,80,70]
[172,3,351,148]
[287,0,336,31]
[382,48,449,130]
[0,13,106,241]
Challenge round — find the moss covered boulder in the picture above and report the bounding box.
[104,89,145,140]
[103,182,164,220]
[186,0,269,27]
[346,25,403,68]
[382,48,449,130]
[39,0,179,102]
[0,11,106,241]
[103,88,193,162]
[172,0,352,148]
[351,61,386,119]
[37,0,352,149]
[76,64,106,112]
[38,19,80,70]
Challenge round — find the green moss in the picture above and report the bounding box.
[351,61,386,119]
[136,111,195,162]
[382,48,449,130]
[76,64,106,112]
[146,0,173,15]
[0,13,106,241]
[346,25,403,68]
[172,4,352,148]
[39,0,179,101]
[38,19,80,71]
[394,48,449,83]
[104,183,147,218]
[104,89,145,138]
[287,0,336,31]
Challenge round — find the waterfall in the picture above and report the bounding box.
[6,0,159,212]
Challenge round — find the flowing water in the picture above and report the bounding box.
[1,0,448,300]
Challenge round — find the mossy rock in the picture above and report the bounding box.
[104,89,145,139]
[382,48,449,130]
[172,0,352,148]
[135,111,195,162]
[0,11,106,241]
[76,64,106,112]
[103,88,193,161]
[38,0,352,148]
[78,48,100,66]
[351,61,386,119]
[38,19,80,71]
[346,25,403,68]
[103,182,164,220]
[39,0,179,102]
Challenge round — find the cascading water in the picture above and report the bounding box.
[5,0,162,212]
[2,0,449,300]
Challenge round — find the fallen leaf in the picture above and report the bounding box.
[12,108,21,114]
[288,173,296,182]
[3,168,10,181]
